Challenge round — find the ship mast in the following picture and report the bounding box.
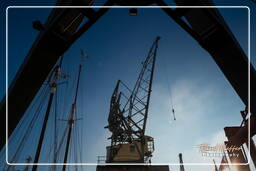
[32,57,64,171]
[62,51,87,171]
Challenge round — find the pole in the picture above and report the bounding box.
[62,64,82,171]
[179,153,185,171]
[32,84,56,171]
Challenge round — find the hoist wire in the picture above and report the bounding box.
[161,53,176,121]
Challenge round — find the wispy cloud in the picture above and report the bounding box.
[147,77,231,165]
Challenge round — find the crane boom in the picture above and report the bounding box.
[105,37,160,163]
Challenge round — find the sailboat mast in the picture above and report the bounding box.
[62,64,82,171]
[31,91,54,171]
[31,60,63,171]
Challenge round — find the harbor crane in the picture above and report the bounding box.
[104,37,160,163]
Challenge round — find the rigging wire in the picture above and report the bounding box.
[4,56,72,171]
[78,125,83,171]
[62,60,70,120]
[2,85,49,156]
[4,85,49,170]
[46,135,55,163]
[72,127,78,171]
[68,131,74,171]
[49,125,69,171]
[79,63,85,169]
[62,54,85,171]
[62,50,88,169]
[52,87,58,171]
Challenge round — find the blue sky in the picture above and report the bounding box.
[0,0,256,171]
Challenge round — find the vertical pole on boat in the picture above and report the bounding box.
[32,57,64,171]
[32,83,56,171]
[62,63,82,171]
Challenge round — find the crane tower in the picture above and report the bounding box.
[104,37,160,163]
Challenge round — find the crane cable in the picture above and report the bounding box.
[162,53,176,121]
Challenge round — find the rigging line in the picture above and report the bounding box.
[55,125,69,158]
[74,121,81,164]
[62,64,69,119]
[70,131,74,164]
[4,85,49,154]
[46,134,55,163]
[52,124,68,166]
[44,96,56,169]
[53,86,58,165]
[1,85,42,162]
[32,56,65,171]
[79,115,83,165]
[62,62,83,171]
[71,107,78,167]
[77,112,84,170]
[74,114,83,167]
[78,125,83,164]
[73,127,78,171]
[5,86,50,167]
[61,67,70,121]
[79,73,84,166]
[78,127,83,171]
[32,90,55,171]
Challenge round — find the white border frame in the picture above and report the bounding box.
[5,5,251,166]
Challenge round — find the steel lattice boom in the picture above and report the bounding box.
[105,37,160,163]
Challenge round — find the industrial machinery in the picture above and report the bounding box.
[104,37,160,163]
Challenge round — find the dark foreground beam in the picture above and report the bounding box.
[0,28,69,148]
[224,127,253,171]
[158,0,256,114]
[0,0,113,149]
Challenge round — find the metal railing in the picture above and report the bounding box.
[97,156,106,163]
